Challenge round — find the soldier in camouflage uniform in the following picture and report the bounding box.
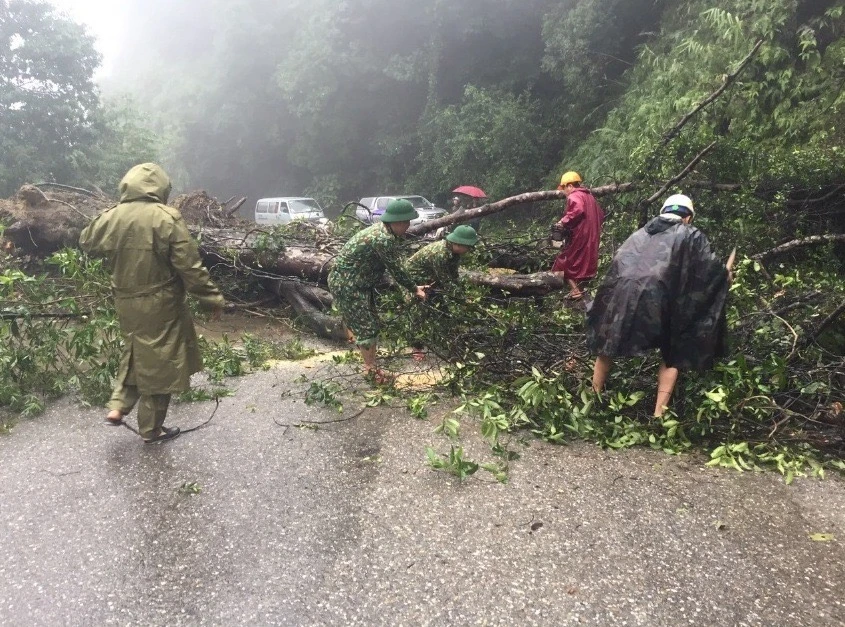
[587,194,731,416]
[328,199,427,381]
[405,225,478,360]
[406,225,478,286]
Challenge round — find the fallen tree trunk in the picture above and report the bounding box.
[224,196,248,217]
[264,279,348,341]
[462,270,569,296]
[196,226,571,296]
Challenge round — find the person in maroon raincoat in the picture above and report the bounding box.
[550,171,604,299]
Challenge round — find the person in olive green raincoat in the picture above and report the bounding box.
[79,163,225,443]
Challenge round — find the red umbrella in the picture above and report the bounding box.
[452,185,487,199]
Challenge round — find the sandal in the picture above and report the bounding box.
[143,426,181,444]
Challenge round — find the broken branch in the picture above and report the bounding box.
[659,39,763,149]
[32,182,101,198]
[752,234,845,261]
[785,183,845,207]
[638,141,717,224]
[224,197,248,217]
[807,299,845,344]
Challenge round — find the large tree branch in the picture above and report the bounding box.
[638,141,717,223]
[659,39,763,149]
[461,270,569,296]
[785,184,845,207]
[687,181,743,192]
[32,182,104,199]
[752,234,845,261]
[807,299,845,344]
[407,183,636,236]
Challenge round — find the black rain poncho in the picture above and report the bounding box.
[586,215,729,370]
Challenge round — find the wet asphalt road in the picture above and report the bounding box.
[1,364,844,626]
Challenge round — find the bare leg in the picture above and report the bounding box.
[359,343,378,372]
[567,279,583,299]
[592,355,612,393]
[106,382,138,424]
[654,363,680,417]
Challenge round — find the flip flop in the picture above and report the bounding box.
[143,426,181,444]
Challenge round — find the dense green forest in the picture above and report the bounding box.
[3,0,842,211]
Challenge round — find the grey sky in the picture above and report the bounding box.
[47,0,126,78]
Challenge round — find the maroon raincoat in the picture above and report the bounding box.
[551,188,604,280]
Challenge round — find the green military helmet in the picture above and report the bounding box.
[381,198,419,223]
[446,224,479,246]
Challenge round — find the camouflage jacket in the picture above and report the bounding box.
[586,215,729,370]
[405,240,461,286]
[329,222,416,292]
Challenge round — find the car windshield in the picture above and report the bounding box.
[399,196,433,209]
[289,199,322,214]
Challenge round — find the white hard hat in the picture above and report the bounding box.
[661,193,695,216]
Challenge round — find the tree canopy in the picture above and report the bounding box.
[0,0,160,196]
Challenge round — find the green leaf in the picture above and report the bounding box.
[809,533,835,542]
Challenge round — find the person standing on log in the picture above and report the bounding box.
[328,199,427,383]
[79,163,225,443]
[550,171,604,299]
[587,194,731,417]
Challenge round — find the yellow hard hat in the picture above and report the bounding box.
[559,171,582,186]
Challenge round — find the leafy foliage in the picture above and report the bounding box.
[0,249,121,416]
[426,445,479,482]
[397,245,844,481]
[411,86,557,201]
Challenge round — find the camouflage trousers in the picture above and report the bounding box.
[328,274,380,348]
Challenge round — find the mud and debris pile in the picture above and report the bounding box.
[0,186,251,254]
[0,184,113,254]
[171,191,249,227]
[171,190,221,224]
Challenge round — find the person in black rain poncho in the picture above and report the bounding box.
[587,194,731,417]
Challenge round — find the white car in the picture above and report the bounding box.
[254,197,326,225]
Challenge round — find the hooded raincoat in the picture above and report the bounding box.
[586,215,729,370]
[79,164,224,394]
[551,188,604,280]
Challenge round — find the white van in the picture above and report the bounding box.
[254,197,326,225]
